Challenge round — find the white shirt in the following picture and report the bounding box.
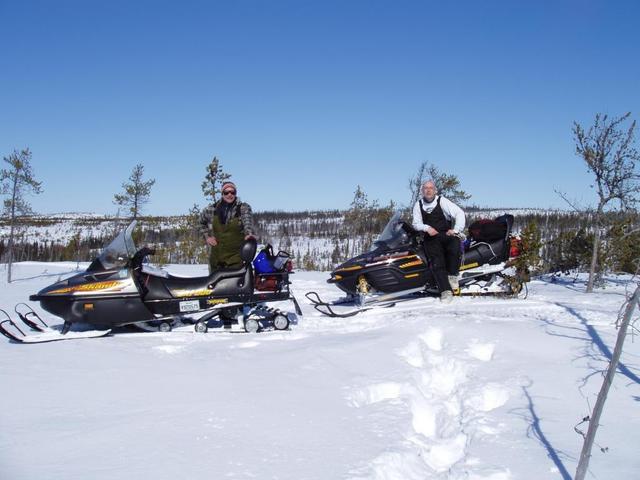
[412,195,466,233]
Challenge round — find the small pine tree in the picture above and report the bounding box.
[113,164,155,219]
[202,156,231,203]
[330,240,342,267]
[514,221,542,281]
[607,219,640,274]
[1,148,43,282]
[344,185,380,237]
[176,204,207,264]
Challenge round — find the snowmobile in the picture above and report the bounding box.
[0,221,302,343]
[306,211,525,317]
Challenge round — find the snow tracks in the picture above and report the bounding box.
[347,326,512,480]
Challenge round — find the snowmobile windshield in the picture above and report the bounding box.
[90,221,138,271]
[372,211,409,251]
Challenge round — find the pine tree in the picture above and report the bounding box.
[1,148,43,282]
[113,164,155,219]
[344,185,380,237]
[514,221,542,281]
[607,219,640,274]
[175,204,207,264]
[201,156,231,203]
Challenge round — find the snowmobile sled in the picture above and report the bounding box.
[306,211,525,317]
[0,221,302,343]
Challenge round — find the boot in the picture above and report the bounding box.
[448,275,460,294]
[440,290,453,303]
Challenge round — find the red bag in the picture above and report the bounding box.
[255,275,279,292]
[509,237,522,258]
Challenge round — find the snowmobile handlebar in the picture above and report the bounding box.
[130,246,156,270]
[399,221,420,237]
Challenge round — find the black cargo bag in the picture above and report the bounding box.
[468,218,507,242]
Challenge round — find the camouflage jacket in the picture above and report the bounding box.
[198,198,255,238]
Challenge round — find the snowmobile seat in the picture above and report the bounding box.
[462,238,507,267]
[142,268,252,300]
[461,214,514,267]
[142,239,258,301]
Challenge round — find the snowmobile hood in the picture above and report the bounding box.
[329,248,417,284]
[30,269,137,299]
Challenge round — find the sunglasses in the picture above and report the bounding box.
[222,190,237,196]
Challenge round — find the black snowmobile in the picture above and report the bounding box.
[306,211,525,317]
[1,221,302,343]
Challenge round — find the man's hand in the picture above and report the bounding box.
[425,226,439,237]
[445,229,457,236]
[206,235,218,247]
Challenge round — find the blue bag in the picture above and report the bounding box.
[253,248,276,274]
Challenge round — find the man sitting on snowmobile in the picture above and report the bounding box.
[412,180,466,302]
[199,181,256,272]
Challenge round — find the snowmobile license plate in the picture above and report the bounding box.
[179,300,200,312]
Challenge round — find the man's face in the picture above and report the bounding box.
[221,187,237,204]
[422,183,437,202]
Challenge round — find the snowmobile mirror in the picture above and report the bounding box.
[241,238,258,264]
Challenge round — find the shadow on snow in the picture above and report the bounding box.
[513,385,573,480]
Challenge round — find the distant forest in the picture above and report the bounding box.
[1,208,638,275]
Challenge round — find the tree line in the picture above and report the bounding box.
[2,207,638,278]
[2,112,639,284]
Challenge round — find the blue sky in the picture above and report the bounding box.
[1,0,639,215]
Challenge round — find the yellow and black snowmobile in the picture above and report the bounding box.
[1,221,301,343]
[306,211,525,317]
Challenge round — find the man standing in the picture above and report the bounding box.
[412,180,465,302]
[199,181,255,272]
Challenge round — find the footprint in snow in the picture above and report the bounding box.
[424,356,469,397]
[398,340,424,368]
[409,396,441,438]
[464,383,510,412]
[419,327,444,351]
[422,433,468,473]
[467,341,496,362]
[347,381,407,407]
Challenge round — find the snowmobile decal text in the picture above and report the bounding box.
[399,258,424,268]
[49,280,128,295]
[365,253,416,268]
[336,265,363,272]
[206,298,229,305]
[172,288,213,298]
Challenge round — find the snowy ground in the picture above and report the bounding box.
[1,262,639,480]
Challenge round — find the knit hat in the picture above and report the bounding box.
[221,181,236,192]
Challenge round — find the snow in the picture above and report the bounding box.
[1,263,639,479]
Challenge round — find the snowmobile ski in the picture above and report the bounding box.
[305,289,424,318]
[0,310,111,343]
[308,299,397,318]
[14,303,50,332]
